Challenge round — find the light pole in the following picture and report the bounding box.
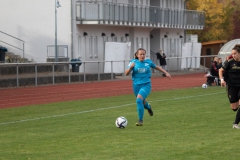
[55,0,61,62]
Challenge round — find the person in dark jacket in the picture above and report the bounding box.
[206,57,219,86]
[217,58,222,69]
[156,49,167,76]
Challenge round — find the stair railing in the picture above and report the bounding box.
[0,31,25,59]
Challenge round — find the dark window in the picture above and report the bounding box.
[206,48,214,55]
[206,48,211,55]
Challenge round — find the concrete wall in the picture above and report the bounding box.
[75,25,153,73]
[0,0,72,62]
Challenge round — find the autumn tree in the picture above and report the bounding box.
[223,0,240,40]
[186,0,226,42]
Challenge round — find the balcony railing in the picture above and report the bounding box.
[76,1,205,29]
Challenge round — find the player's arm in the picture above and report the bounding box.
[155,66,171,79]
[125,62,134,76]
[219,67,226,86]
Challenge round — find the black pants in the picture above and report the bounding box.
[206,76,220,85]
[206,77,214,84]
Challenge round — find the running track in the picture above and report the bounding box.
[0,73,206,109]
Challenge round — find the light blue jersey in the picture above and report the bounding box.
[127,59,157,85]
[127,58,156,121]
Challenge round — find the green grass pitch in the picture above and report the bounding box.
[0,86,238,160]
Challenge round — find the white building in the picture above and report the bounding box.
[0,0,204,72]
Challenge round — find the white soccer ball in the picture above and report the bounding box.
[202,84,208,89]
[115,116,128,129]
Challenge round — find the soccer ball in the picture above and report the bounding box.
[115,116,128,129]
[202,84,208,89]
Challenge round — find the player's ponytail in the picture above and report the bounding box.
[134,51,138,59]
[232,44,240,53]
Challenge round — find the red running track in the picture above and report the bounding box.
[0,73,206,109]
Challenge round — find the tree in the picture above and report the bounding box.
[223,0,240,40]
[186,0,226,42]
[186,0,240,42]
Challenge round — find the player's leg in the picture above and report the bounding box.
[142,83,153,116]
[135,83,151,126]
[141,83,153,116]
[136,94,144,126]
[232,102,240,128]
[228,86,240,129]
[143,99,153,116]
[233,88,240,128]
[143,99,150,109]
[133,84,144,126]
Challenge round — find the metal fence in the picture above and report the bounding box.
[0,55,218,88]
[47,45,68,58]
[76,1,205,28]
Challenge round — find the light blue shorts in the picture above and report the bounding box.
[133,82,151,99]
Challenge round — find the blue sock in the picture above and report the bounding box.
[136,98,144,120]
[144,101,150,110]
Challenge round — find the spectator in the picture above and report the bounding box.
[206,57,219,86]
[226,54,233,60]
[156,49,167,76]
[217,58,222,69]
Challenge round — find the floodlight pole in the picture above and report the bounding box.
[55,0,61,62]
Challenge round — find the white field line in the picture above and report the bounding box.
[0,92,224,126]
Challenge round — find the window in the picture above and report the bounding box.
[136,0,143,5]
[94,36,98,58]
[78,36,82,58]
[206,48,214,55]
[89,36,93,58]
[121,37,124,42]
[128,0,134,5]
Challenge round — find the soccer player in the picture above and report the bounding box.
[125,48,171,126]
[219,44,240,129]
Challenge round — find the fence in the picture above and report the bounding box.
[76,1,205,29]
[47,45,68,58]
[0,55,218,88]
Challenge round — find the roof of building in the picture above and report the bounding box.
[218,39,240,55]
[202,40,227,46]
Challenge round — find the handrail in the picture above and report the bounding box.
[0,30,25,59]
[0,31,25,42]
[0,40,23,50]
[150,50,158,65]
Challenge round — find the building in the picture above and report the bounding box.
[201,40,227,68]
[0,0,204,73]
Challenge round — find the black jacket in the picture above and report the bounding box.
[210,61,218,77]
[156,52,167,65]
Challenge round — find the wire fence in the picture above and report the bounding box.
[0,55,219,88]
